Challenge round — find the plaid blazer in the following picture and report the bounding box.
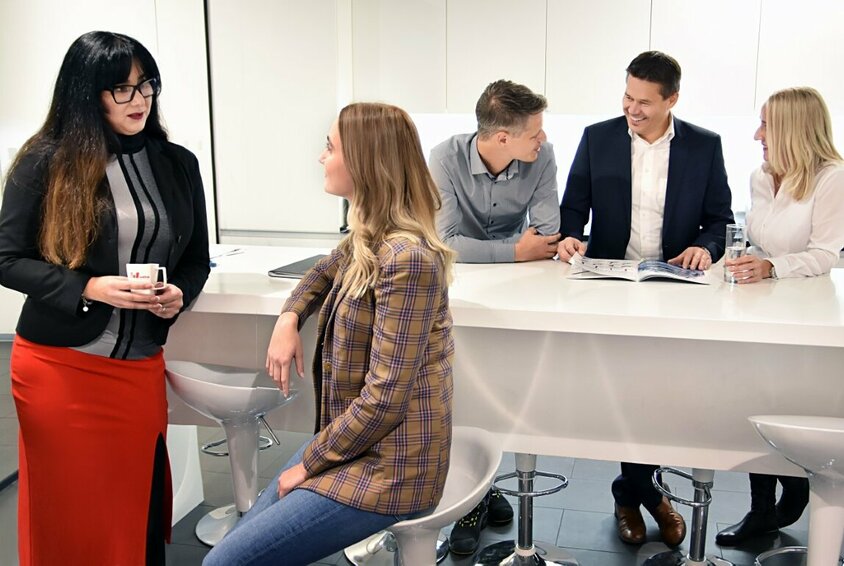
[282,237,454,515]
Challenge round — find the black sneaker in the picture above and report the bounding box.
[487,486,514,526]
[449,498,488,555]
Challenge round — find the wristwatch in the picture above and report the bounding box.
[768,263,777,280]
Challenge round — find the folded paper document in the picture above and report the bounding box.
[568,253,709,284]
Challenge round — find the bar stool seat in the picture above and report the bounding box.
[344,426,502,565]
[165,361,298,546]
[749,415,844,566]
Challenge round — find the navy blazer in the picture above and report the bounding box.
[0,137,210,347]
[560,116,734,261]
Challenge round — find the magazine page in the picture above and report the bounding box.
[568,254,640,281]
[637,260,710,285]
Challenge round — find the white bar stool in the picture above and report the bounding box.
[344,426,502,565]
[165,361,298,546]
[473,453,579,566]
[749,415,844,566]
[643,468,732,566]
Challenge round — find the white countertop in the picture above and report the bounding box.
[200,245,844,348]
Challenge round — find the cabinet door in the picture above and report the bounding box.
[546,0,650,115]
[208,0,342,234]
[446,0,547,112]
[650,0,761,116]
[756,0,844,113]
[352,0,446,112]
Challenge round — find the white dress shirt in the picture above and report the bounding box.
[625,119,675,261]
[746,162,844,278]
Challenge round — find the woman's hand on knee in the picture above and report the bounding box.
[278,462,308,498]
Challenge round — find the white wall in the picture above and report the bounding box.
[1,0,844,332]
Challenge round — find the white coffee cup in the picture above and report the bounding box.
[126,263,168,294]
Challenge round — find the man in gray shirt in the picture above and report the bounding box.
[430,80,560,264]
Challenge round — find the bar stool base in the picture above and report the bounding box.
[474,540,579,565]
[195,503,239,547]
[754,545,844,566]
[643,549,733,566]
[343,531,450,565]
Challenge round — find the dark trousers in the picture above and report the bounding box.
[612,462,663,511]
[749,473,809,511]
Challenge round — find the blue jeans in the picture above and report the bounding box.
[203,437,420,566]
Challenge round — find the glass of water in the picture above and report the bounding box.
[723,223,747,283]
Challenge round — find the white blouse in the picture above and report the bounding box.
[746,162,844,278]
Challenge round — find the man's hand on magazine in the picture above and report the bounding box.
[557,237,587,262]
[667,246,711,270]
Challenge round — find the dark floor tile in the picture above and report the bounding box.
[0,395,15,419]
[171,504,216,548]
[165,541,209,565]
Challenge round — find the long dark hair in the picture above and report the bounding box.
[10,31,167,268]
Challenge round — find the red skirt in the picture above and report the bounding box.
[11,336,172,566]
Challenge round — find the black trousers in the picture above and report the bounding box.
[749,472,809,511]
[611,462,663,510]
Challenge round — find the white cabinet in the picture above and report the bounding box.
[650,0,761,116]
[207,0,342,234]
[352,0,446,112]
[546,0,650,115]
[446,0,547,112]
[756,0,844,113]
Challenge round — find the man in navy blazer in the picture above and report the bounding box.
[558,52,734,547]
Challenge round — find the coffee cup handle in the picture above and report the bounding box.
[156,267,168,288]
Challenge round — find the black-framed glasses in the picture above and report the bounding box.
[105,78,161,104]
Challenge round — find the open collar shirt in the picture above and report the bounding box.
[625,117,675,261]
[430,133,559,263]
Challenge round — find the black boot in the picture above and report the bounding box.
[776,476,809,528]
[449,496,488,555]
[716,473,778,546]
[486,486,514,526]
[715,509,778,546]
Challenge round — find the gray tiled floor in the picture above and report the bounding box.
[0,340,814,565]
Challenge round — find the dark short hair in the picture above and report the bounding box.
[625,51,681,99]
[475,80,547,138]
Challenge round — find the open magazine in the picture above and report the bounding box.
[568,253,710,285]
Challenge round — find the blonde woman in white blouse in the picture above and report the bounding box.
[717,87,844,546]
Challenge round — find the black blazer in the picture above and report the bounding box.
[0,137,210,347]
[560,116,734,261]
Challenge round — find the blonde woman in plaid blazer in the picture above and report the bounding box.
[204,103,456,566]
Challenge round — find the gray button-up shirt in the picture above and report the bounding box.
[430,133,560,263]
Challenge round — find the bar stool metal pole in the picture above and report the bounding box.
[643,468,732,566]
[474,453,579,566]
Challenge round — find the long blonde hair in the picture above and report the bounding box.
[335,103,455,297]
[766,87,842,201]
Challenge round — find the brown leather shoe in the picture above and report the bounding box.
[614,504,646,544]
[649,496,687,546]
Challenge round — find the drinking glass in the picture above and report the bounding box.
[723,224,747,283]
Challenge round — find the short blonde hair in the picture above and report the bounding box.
[766,87,842,201]
[337,102,455,297]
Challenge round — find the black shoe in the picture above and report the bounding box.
[449,499,488,555]
[487,487,514,526]
[715,510,778,546]
[776,479,809,528]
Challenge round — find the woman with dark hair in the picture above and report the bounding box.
[203,102,455,566]
[717,87,844,546]
[0,31,210,565]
